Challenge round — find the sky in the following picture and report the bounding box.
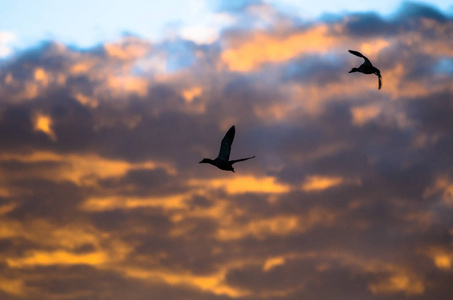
[0,1,453,299]
[0,0,452,52]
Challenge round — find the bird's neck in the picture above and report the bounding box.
[202,158,216,165]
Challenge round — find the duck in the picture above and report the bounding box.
[348,50,382,89]
[199,125,255,172]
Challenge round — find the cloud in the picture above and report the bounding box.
[0,1,453,299]
[212,0,263,13]
[0,32,15,57]
[221,25,341,71]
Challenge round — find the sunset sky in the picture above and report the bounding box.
[1,1,453,299]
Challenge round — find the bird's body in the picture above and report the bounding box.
[199,126,255,172]
[199,158,235,171]
[348,50,382,89]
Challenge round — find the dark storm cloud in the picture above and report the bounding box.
[0,105,37,151]
[407,91,453,135]
[340,1,451,37]
[224,258,379,298]
[281,54,347,85]
[342,12,393,36]
[1,1,453,299]
[398,1,449,21]
[98,168,174,195]
[9,180,83,218]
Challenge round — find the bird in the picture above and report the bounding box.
[348,50,382,89]
[199,125,255,172]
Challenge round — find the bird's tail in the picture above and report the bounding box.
[230,156,256,165]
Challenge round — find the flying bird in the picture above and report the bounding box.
[199,125,255,172]
[348,50,382,89]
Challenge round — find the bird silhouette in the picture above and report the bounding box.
[348,50,382,89]
[199,125,255,172]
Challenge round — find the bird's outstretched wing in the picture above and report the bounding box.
[349,50,372,66]
[217,125,235,161]
[230,156,255,165]
[377,73,382,89]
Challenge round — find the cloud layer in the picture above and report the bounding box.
[1,2,453,299]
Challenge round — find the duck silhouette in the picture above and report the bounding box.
[199,125,255,172]
[348,50,382,89]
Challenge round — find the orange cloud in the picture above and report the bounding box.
[7,250,107,268]
[70,61,95,74]
[424,247,453,270]
[424,177,453,206]
[4,72,13,84]
[0,151,175,186]
[434,255,452,270]
[190,176,290,194]
[106,75,148,97]
[0,278,27,296]
[34,68,49,86]
[217,208,338,240]
[302,175,344,191]
[221,25,340,71]
[0,219,101,250]
[263,256,285,271]
[1,218,132,274]
[83,195,187,211]
[33,113,57,141]
[182,86,203,102]
[121,267,248,298]
[74,93,98,107]
[300,251,427,296]
[359,39,390,57]
[104,39,150,60]
[351,104,382,126]
[0,203,16,215]
[369,274,425,296]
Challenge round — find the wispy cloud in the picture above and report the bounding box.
[0,31,15,57]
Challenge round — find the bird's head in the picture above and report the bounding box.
[349,67,359,73]
[199,158,210,164]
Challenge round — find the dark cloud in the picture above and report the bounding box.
[98,168,175,196]
[407,91,453,134]
[8,179,84,220]
[281,54,346,84]
[397,1,449,22]
[339,2,452,37]
[343,12,394,36]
